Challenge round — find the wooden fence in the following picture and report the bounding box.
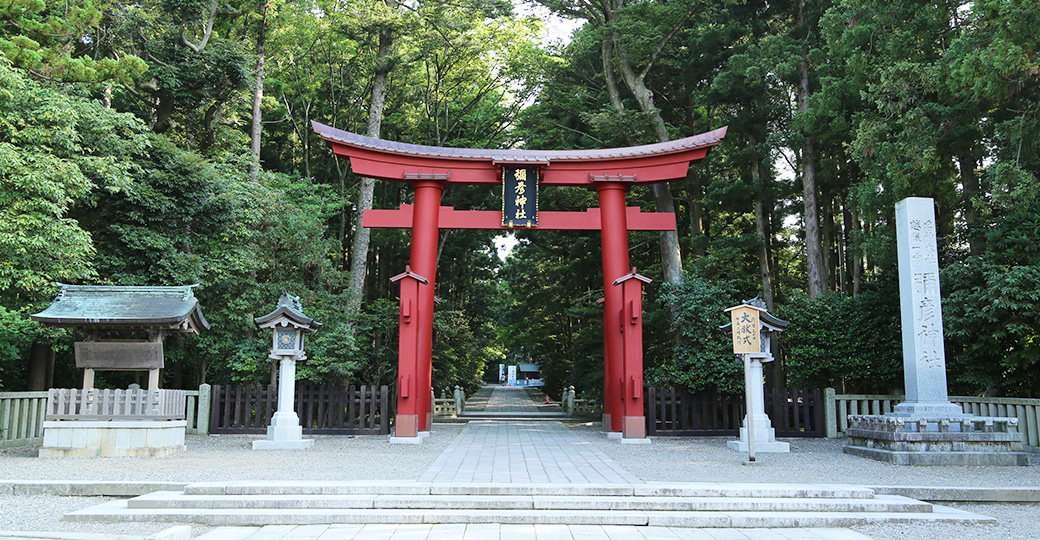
[296,385,390,435]
[645,387,824,437]
[45,388,186,420]
[209,384,391,436]
[825,391,1040,450]
[0,392,48,448]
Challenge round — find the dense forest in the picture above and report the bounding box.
[1,0,1038,399]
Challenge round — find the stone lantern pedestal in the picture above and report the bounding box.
[253,356,313,450]
[252,293,321,451]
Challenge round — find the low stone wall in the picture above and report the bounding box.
[844,415,1029,466]
[823,389,1040,451]
[39,419,186,458]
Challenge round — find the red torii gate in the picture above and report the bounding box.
[313,121,726,441]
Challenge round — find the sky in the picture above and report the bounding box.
[493,2,584,261]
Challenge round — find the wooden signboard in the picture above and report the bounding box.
[726,305,763,354]
[74,342,164,370]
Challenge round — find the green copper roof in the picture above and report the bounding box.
[31,284,211,332]
[254,292,322,331]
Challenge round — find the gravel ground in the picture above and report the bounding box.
[0,494,212,538]
[1,421,1038,539]
[0,426,463,483]
[854,503,1040,540]
[566,422,1040,487]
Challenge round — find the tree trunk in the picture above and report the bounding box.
[822,191,834,293]
[851,210,862,296]
[600,30,626,113]
[27,341,54,391]
[688,170,705,257]
[797,33,824,298]
[959,149,983,257]
[750,151,774,310]
[611,37,683,284]
[346,3,397,318]
[249,0,269,183]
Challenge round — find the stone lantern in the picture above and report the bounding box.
[724,297,790,455]
[252,293,322,450]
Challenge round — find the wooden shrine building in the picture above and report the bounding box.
[31,284,210,391]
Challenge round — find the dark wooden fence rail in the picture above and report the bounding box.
[645,387,824,438]
[767,387,824,438]
[295,384,389,435]
[646,387,743,436]
[210,384,276,435]
[210,384,391,436]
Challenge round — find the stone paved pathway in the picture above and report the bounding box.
[418,386,640,483]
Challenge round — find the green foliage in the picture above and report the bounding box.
[651,274,742,393]
[943,162,1040,397]
[0,59,106,296]
[777,283,902,392]
[0,0,147,83]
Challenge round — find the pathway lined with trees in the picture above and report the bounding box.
[0,0,1037,402]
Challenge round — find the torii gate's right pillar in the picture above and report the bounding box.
[596,180,631,434]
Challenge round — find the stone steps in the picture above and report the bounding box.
[126,492,931,513]
[180,481,876,498]
[63,481,996,529]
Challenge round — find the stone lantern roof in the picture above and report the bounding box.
[254,292,322,331]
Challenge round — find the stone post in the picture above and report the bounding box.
[823,387,837,438]
[891,197,963,418]
[253,356,313,450]
[727,356,789,453]
[197,383,211,436]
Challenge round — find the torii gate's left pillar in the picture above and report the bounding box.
[409,180,443,433]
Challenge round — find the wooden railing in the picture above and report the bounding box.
[0,392,48,448]
[645,387,825,437]
[296,384,389,435]
[209,384,391,436]
[824,390,1040,450]
[45,388,187,420]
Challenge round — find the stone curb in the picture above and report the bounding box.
[0,480,189,497]
[0,525,189,540]
[870,485,1040,502]
[3,480,1038,503]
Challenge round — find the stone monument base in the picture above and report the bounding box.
[844,415,1029,466]
[39,420,186,458]
[727,416,791,453]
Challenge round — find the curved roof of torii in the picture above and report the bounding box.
[312,121,727,186]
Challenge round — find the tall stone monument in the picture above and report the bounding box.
[891,197,964,418]
[844,197,1028,465]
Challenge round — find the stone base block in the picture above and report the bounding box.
[727,420,790,453]
[844,445,1029,466]
[388,436,423,444]
[844,414,1029,466]
[251,439,314,450]
[39,420,186,458]
[605,432,622,439]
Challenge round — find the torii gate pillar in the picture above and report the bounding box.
[596,181,631,434]
[410,180,443,433]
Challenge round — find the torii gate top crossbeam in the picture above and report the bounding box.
[312,121,727,186]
